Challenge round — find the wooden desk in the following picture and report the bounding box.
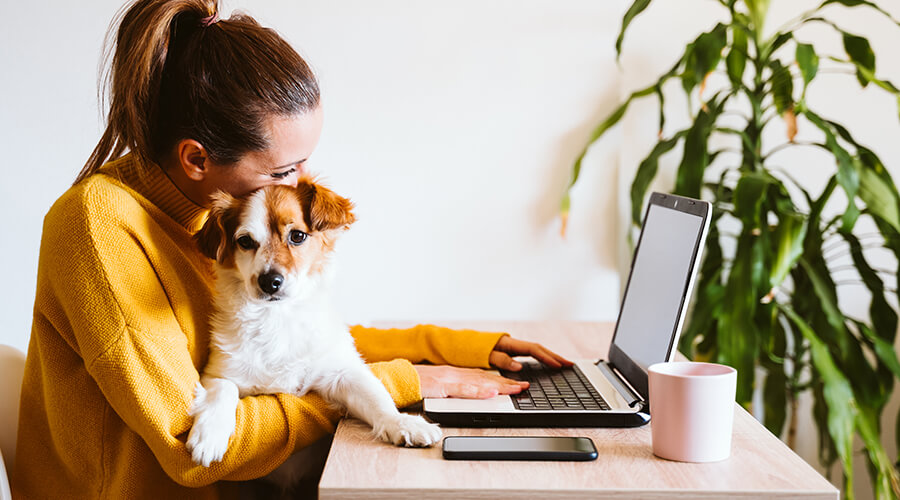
[319,321,838,499]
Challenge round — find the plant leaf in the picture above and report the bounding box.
[763,364,788,437]
[681,198,726,358]
[746,0,771,33]
[800,255,883,408]
[762,32,793,61]
[856,406,900,497]
[616,0,653,59]
[718,174,768,403]
[803,110,860,230]
[675,92,728,198]
[842,31,876,87]
[770,59,794,115]
[561,84,658,218]
[853,321,900,381]
[726,26,748,86]
[811,380,839,469]
[770,212,807,288]
[848,62,900,94]
[841,232,899,344]
[733,172,768,225]
[820,0,900,28]
[798,258,845,343]
[796,43,819,93]
[630,131,687,226]
[655,85,666,135]
[564,54,688,224]
[822,115,900,233]
[681,24,728,96]
[826,55,900,95]
[780,305,856,496]
[860,167,900,233]
[719,232,762,404]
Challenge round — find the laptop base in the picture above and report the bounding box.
[424,409,650,428]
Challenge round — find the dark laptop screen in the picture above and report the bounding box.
[610,196,707,382]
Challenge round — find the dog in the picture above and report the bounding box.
[186,178,442,474]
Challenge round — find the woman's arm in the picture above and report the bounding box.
[45,190,418,486]
[350,324,506,367]
[351,325,573,400]
[87,328,417,485]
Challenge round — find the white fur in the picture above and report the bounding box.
[186,189,441,479]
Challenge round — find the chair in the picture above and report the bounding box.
[0,345,26,500]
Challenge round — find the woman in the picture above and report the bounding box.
[12,1,571,498]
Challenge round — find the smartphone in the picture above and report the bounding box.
[442,436,598,461]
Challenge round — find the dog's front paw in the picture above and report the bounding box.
[374,414,442,447]
[186,382,236,467]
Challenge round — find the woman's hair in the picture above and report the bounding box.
[76,0,320,183]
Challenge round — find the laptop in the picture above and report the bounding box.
[424,192,711,427]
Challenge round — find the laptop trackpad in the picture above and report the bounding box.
[424,395,516,412]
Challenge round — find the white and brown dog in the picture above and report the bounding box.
[186,178,441,470]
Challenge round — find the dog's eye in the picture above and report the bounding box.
[289,230,308,246]
[237,235,256,250]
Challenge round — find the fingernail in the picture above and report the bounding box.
[511,361,522,370]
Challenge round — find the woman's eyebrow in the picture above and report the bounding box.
[274,158,307,169]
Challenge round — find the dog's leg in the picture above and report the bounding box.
[186,376,241,466]
[316,364,442,447]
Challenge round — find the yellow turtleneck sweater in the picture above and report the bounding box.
[12,154,505,499]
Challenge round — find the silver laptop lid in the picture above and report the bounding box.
[607,192,711,401]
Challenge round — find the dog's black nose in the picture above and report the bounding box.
[258,272,284,295]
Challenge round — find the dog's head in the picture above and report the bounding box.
[195,177,356,302]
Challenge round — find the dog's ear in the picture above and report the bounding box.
[297,178,356,232]
[195,191,236,262]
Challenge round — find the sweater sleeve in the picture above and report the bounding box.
[350,324,508,368]
[45,188,418,487]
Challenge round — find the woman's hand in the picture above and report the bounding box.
[488,335,574,371]
[414,365,530,399]
[413,336,573,399]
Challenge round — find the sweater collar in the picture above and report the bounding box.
[100,154,209,233]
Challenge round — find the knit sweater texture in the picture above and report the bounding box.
[12,154,505,499]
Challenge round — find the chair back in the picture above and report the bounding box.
[0,344,26,497]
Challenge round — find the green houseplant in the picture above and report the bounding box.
[561,1,900,497]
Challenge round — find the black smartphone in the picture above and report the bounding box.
[442,436,598,461]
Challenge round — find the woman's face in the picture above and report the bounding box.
[200,106,324,200]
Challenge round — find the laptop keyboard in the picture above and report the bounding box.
[501,362,611,411]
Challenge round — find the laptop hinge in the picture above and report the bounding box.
[596,361,644,408]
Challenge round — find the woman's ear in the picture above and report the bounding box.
[297,178,356,232]
[194,191,236,262]
[176,139,211,181]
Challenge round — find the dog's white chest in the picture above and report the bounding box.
[209,304,355,398]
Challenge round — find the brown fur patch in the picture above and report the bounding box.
[195,192,244,267]
[295,177,356,232]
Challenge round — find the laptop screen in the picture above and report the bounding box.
[608,193,709,398]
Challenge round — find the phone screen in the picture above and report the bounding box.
[442,436,597,461]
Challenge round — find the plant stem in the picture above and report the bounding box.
[744,32,767,172]
[763,141,821,161]
[788,392,798,449]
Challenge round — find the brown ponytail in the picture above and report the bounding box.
[76,0,320,184]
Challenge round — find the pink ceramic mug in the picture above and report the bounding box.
[648,361,737,462]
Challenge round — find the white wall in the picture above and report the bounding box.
[2,1,900,498]
[0,0,625,354]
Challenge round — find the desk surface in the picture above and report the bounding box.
[318,321,838,499]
